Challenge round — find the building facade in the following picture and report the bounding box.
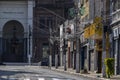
[110,0,120,75]
[33,0,74,64]
[83,0,111,73]
[0,0,34,63]
[0,0,74,64]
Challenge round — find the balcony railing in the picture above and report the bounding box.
[111,9,120,25]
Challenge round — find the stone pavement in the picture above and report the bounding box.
[43,66,120,80]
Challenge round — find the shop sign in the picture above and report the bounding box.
[84,23,96,38]
[89,24,96,36]
[93,17,102,25]
[84,26,90,38]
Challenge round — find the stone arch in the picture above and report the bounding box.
[2,20,26,62]
[3,20,24,39]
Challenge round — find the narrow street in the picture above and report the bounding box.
[0,65,96,80]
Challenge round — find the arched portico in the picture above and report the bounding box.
[2,20,27,62]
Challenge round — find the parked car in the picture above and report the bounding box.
[41,58,49,66]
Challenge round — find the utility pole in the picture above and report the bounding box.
[55,17,59,69]
[102,22,106,77]
[74,0,80,73]
[49,41,52,69]
[63,23,67,71]
[49,21,52,69]
[102,0,106,77]
[55,40,58,69]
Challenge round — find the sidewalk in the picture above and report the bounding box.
[46,66,120,80]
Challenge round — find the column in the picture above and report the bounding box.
[0,37,2,63]
[114,39,119,75]
[119,38,120,74]
[27,0,33,64]
[24,38,27,62]
[0,30,2,63]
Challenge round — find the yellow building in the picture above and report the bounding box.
[83,16,110,72]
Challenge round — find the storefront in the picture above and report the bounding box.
[112,27,120,75]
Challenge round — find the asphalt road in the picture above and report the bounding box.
[0,65,96,80]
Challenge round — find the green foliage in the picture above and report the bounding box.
[104,58,114,78]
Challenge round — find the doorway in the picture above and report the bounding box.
[2,20,26,62]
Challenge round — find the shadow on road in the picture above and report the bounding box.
[0,69,38,80]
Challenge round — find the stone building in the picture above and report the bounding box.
[0,0,74,64]
[0,0,34,63]
[110,0,120,75]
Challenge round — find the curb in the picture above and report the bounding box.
[41,67,104,80]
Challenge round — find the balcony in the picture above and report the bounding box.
[111,9,120,25]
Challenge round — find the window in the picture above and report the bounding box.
[46,17,53,28]
[39,16,54,29]
[39,17,46,28]
[113,0,120,11]
[118,1,120,9]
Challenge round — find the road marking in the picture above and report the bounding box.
[24,78,30,80]
[1,76,8,79]
[52,78,61,80]
[38,78,45,80]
